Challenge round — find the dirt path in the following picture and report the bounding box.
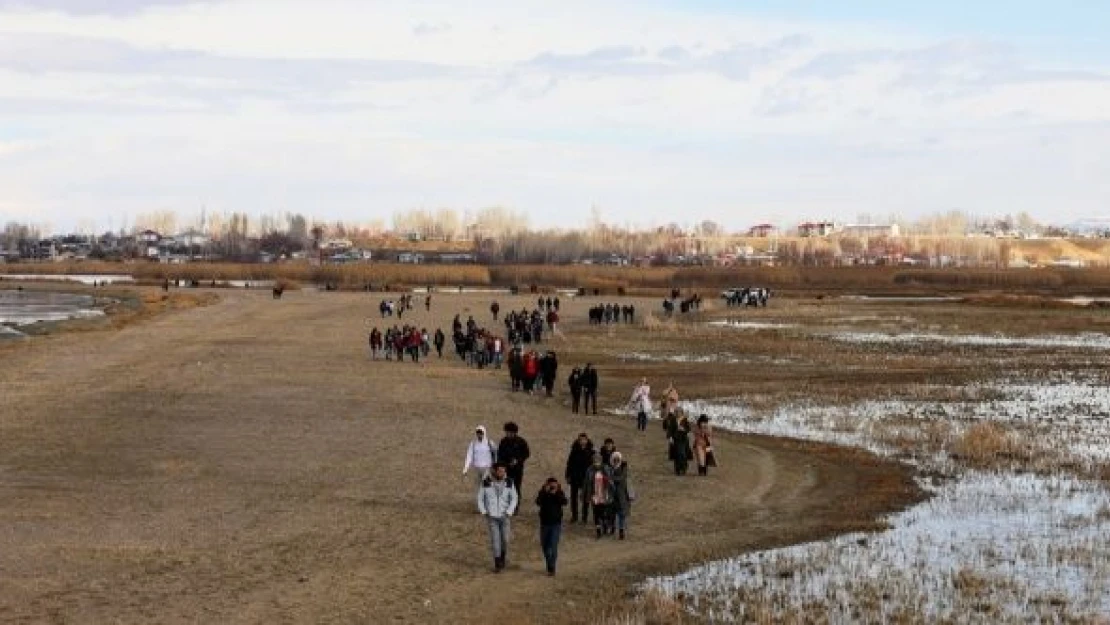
[0,290,919,624]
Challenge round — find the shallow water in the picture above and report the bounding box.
[650,376,1110,621]
[0,290,105,325]
[0,273,134,285]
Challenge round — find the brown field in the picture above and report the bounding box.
[0,286,929,625]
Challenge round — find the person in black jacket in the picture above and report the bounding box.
[564,433,595,523]
[540,351,559,397]
[568,367,583,414]
[498,422,531,499]
[535,478,568,575]
[433,328,446,358]
[581,364,599,415]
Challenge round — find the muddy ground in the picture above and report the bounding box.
[0,289,921,624]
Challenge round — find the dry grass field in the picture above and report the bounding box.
[0,287,920,625]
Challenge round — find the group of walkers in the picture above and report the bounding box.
[507,348,559,395]
[501,307,557,344]
[368,325,447,361]
[377,295,418,319]
[661,293,703,316]
[566,365,600,415]
[365,291,725,577]
[587,303,635,325]
[464,424,635,575]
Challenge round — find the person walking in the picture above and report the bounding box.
[522,351,539,394]
[508,347,523,392]
[581,364,599,415]
[693,414,716,476]
[434,328,446,358]
[628,378,652,432]
[540,351,559,397]
[599,438,617,467]
[609,452,636,540]
[662,409,679,461]
[564,433,595,524]
[478,463,519,572]
[497,422,531,500]
[669,415,692,476]
[492,336,504,369]
[425,294,432,312]
[463,426,497,494]
[568,367,583,414]
[583,453,614,539]
[491,301,500,322]
[369,328,382,360]
[535,478,568,576]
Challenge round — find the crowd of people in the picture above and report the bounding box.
[587,303,635,325]
[368,325,446,361]
[464,424,637,575]
[365,292,722,576]
[377,295,417,319]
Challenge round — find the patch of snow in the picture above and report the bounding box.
[653,376,1110,621]
[709,320,797,330]
[0,274,134,285]
[823,330,1110,350]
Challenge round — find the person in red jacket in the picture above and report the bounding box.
[522,350,539,394]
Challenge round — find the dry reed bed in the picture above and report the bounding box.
[8,262,1110,294]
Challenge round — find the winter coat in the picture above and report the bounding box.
[583,465,614,506]
[463,429,498,473]
[581,367,599,392]
[523,354,538,378]
[498,436,531,468]
[671,425,692,461]
[610,462,636,515]
[478,477,518,518]
[693,423,713,452]
[568,370,583,395]
[535,487,569,526]
[564,441,595,485]
[630,384,652,414]
[541,355,558,383]
[600,445,616,467]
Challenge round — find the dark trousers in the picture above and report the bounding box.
[674,455,689,476]
[570,482,588,522]
[540,524,562,572]
[637,411,648,431]
[507,465,524,498]
[571,391,581,413]
[592,503,611,531]
[583,390,598,414]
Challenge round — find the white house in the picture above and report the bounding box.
[840,224,901,238]
[798,221,839,237]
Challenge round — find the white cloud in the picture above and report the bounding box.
[0,0,1107,231]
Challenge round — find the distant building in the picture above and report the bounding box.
[322,238,353,251]
[137,230,161,244]
[397,252,425,264]
[438,253,475,264]
[841,224,900,238]
[798,221,838,237]
[748,224,777,238]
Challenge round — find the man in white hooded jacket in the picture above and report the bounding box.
[478,463,518,572]
[463,425,497,494]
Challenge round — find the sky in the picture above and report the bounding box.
[0,0,1108,233]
